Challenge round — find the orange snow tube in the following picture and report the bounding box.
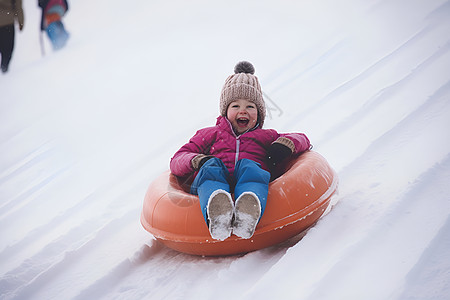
[140,151,338,256]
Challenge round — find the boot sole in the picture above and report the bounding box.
[233,192,261,239]
[207,190,234,241]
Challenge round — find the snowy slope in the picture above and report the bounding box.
[1,0,450,299]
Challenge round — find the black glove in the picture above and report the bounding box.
[192,154,215,170]
[198,156,214,169]
[267,142,292,167]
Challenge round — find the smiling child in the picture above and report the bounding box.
[170,61,311,240]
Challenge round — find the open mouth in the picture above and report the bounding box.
[237,118,249,127]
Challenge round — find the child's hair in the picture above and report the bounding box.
[220,61,266,127]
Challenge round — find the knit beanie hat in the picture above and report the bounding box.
[220,61,266,127]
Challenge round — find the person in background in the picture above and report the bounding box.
[38,0,69,50]
[0,0,24,73]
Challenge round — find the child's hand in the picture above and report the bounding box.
[267,142,292,167]
[191,154,214,170]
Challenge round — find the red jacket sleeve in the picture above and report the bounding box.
[170,128,216,177]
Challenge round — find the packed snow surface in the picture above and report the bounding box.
[1,0,450,299]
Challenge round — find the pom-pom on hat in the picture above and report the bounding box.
[220,61,266,127]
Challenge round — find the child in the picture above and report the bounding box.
[38,0,69,50]
[170,61,311,241]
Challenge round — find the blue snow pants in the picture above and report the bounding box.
[190,157,270,224]
[46,21,69,50]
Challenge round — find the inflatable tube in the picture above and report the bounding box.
[140,151,338,256]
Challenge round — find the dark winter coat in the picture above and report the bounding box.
[170,116,311,178]
[0,0,24,28]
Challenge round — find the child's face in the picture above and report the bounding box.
[226,99,258,134]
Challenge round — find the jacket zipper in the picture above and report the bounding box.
[224,117,259,167]
[235,137,240,166]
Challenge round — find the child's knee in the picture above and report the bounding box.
[235,159,270,183]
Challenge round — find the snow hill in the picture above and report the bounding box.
[1,0,449,299]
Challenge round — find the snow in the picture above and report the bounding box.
[1,0,450,299]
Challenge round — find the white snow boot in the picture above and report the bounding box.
[206,189,234,241]
[233,192,261,239]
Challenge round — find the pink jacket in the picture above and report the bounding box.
[170,116,311,177]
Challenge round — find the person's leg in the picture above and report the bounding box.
[46,21,68,50]
[233,159,270,216]
[190,157,233,240]
[233,159,270,238]
[0,25,15,73]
